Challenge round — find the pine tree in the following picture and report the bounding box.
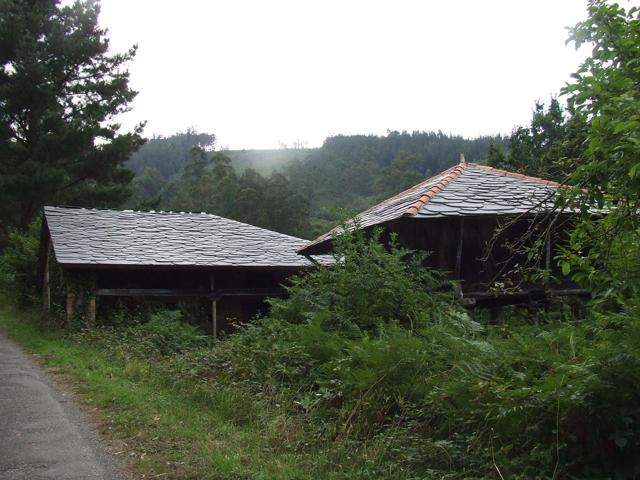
[0,0,144,243]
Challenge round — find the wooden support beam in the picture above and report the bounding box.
[544,222,553,289]
[42,242,51,313]
[210,272,217,339]
[461,288,591,308]
[212,301,217,340]
[94,288,286,299]
[544,216,558,288]
[454,217,465,279]
[550,289,591,296]
[545,229,551,273]
[489,307,505,324]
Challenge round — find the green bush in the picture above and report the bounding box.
[74,309,209,357]
[270,228,460,335]
[139,310,209,354]
[0,220,41,306]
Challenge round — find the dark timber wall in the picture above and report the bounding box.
[50,264,298,335]
[386,215,569,292]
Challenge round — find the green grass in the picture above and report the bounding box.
[0,303,346,479]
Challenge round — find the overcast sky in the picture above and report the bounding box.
[99,0,590,150]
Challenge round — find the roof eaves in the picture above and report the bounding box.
[296,223,346,253]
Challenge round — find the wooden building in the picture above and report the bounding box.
[39,206,328,335]
[299,159,583,307]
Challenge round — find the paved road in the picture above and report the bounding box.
[0,332,125,480]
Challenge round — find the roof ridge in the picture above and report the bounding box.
[404,163,466,216]
[362,163,462,212]
[469,163,560,186]
[46,205,219,216]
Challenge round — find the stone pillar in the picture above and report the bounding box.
[63,271,96,328]
[65,285,76,327]
[85,297,96,327]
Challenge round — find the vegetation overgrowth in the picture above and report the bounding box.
[3,228,640,478]
[0,220,41,306]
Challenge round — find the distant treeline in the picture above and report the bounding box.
[126,130,505,238]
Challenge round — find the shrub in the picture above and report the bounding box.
[269,227,463,335]
[0,220,41,306]
[73,309,209,358]
[138,310,209,354]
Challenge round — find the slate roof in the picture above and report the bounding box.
[299,162,561,254]
[44,206,326,268]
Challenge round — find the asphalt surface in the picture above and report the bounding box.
[0,332,125,480]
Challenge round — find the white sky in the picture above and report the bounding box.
[99,0,590,150]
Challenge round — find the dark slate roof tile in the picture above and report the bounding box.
[45,207,330,268]
[300,163,565,253]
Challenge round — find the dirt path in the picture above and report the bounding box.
[0,332,126,480]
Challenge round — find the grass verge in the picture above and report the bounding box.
[0,302,344,480]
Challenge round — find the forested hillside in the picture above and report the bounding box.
[126,129,216,178]
[127,131,309,179]
[126,130,505,238]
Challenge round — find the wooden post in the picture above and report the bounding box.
[84,272,96,328]
[210,272,217,339]
[490,307,505,324]
[42,243,51,313]
[454,217,465,279]
[543,222,553,290]
[212,301,218,340]
[544,231,551,270]
[65,286,76,326]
